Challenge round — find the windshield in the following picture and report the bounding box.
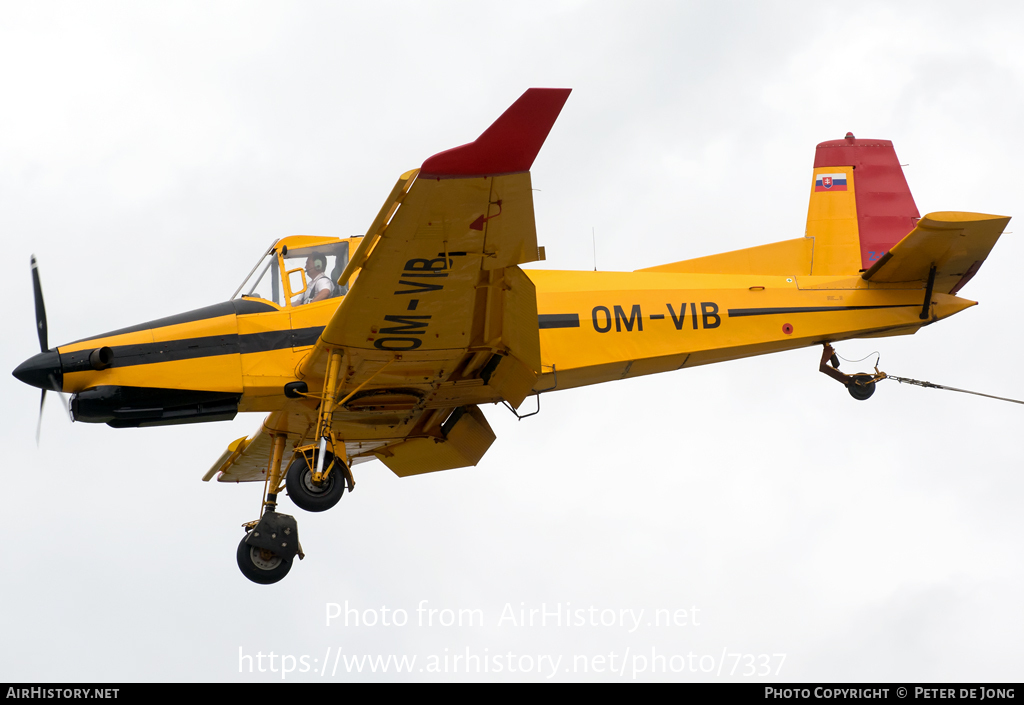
[235,248,283,306]
[234,241,350,308]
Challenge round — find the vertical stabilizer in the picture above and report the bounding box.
[806,136,920,275]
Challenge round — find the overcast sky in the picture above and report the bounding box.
[2,0,1023,683]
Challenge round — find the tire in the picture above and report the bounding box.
[236,533,292,585]
[285,450,346,512]
[847,374,876,401]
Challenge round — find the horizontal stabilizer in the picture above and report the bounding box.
[862,211,1010,294]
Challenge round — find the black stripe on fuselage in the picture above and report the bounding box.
[727,304,914,317]
[62,326,325,370]
[538,313,580,329]
[66,299,279,345]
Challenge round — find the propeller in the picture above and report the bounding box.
[29,255,70,444]
[31,255,47,352]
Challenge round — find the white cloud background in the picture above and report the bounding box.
[1,0,1022,683]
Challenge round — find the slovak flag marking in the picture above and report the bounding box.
[815,173,848,192]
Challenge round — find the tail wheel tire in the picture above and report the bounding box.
[286,450,346,512]
[847,374,876,401]
[236,533,292,585]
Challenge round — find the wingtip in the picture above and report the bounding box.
[420,87,572,179]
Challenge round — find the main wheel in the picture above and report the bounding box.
[846,374,876,401]
[236,533,292,585]
[286,450,346,512]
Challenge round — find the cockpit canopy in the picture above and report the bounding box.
[232,236,353,308]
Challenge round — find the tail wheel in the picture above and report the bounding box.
[236,533,292,585]
[846,374,876,401]
[286,450,346,512]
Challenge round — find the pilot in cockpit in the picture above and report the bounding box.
[291,253,336,306]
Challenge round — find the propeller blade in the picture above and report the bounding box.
[35,375,71,446]
[36,389,46,446]
[48,374,73,422]
[31,255,48,352]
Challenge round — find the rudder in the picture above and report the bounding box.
[806,135,920,275]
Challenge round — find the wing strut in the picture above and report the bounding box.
[337,171,418,290]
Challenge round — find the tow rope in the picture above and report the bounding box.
[884,374,1024,406]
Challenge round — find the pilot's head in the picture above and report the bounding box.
[305,253,327,278]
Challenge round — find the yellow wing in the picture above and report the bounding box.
[301,88,571,397]
[306,92,568,399]
[206,88,571,481]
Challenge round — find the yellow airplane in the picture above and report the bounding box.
[12,88,1009,584]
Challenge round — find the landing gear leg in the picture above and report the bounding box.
[288,348,356,513]
[263,432,288,515]
[818,343,886,401]
[237,432,304,585]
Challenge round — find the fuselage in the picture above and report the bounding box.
[13,260,973,431]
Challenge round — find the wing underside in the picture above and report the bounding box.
[204,413,391,484]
